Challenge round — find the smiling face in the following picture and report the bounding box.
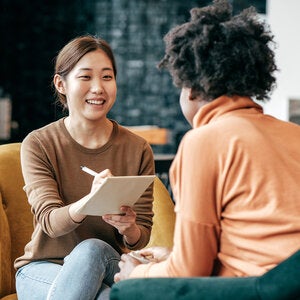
[54,49,117,124]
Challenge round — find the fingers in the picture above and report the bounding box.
[102,206,136,224]
[138,247,171,262]
[102,207,138,237]
[114,254,142,282]
[98,168,112,178]
[102,207,136,223]
[89,169,112,194]
[128,251,154,263]
[120,253,142,266]
[120,206,135,215]
[92,168,112,185]
[138,248,154,257]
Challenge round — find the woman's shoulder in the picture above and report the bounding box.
[112,120,149,145]
[22,118,65,147]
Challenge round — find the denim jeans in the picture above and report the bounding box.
[16,238,120,300]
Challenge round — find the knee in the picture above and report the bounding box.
[72,239,119,261]
[63,239,120,277]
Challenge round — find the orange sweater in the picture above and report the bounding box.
[130,96,300,278]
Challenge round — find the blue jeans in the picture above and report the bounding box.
[16,239,120,300]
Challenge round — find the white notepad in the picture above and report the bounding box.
[74,175,155,216]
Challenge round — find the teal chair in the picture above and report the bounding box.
[110,249,300,300]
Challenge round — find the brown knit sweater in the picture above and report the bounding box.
[15,118,154,269]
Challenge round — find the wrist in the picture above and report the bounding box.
[124,225,141,246]
[69,204,86,223]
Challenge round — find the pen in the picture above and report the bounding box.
[80,166,98,177]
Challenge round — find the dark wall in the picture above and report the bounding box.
[0,0,266,153]
[0,0,97,141]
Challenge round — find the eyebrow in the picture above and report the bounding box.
[77,67,113,72]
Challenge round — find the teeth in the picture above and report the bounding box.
[86,99,104,105]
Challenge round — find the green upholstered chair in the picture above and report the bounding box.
[110,249,300,300]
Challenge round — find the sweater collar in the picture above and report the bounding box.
[192,95,263,128]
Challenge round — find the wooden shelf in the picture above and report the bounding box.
[126,126,169,145]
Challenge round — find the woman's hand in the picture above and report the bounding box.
[102,206,141,245]
[114,247,171,282]
[93,169,141,245]
[136,246,171,262]
[114,253,143,282]
[69,169,112,223]
[90,168,112,193]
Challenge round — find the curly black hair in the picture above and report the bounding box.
[158,0,277,101]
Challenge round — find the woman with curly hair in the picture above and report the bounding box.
[115,0,300,280]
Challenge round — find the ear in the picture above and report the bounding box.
[53,74,66,95]
[189,88,197,100]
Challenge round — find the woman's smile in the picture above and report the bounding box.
[86,98,106,105]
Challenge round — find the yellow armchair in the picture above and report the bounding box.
[0,143,32,300]
[0,143,175,299]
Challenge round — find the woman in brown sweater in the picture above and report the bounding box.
[15,35,154,300]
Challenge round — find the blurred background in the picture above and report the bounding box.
[1,0,299,156]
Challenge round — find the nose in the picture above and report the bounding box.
[91,78,103,94]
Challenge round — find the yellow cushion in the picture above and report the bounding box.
[146,177,175,249]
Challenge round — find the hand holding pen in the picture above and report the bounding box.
[81,166,113,194]
[81,166,140,243]
[70,167,111,222]
[81,166,112,178]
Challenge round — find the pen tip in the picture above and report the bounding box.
[80,166,84,169]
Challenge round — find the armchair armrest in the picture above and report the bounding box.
[110,277,258,300]
[110,250,300,300]
[0,192,13,297]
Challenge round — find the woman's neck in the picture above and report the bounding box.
[64,117,114,149]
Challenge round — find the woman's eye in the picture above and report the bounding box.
[79,75,90,80]
[103,75,113,80]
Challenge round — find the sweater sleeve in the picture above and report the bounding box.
[130,129,221,277]
[21,133,81,238]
